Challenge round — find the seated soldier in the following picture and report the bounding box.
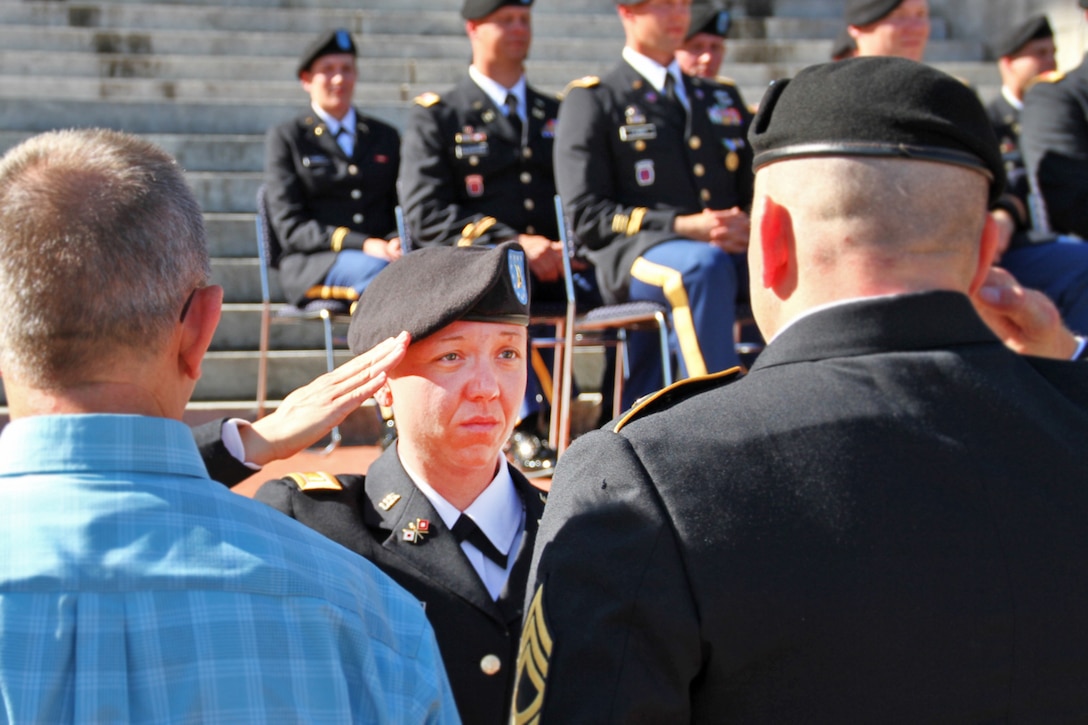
[265,28,401,310]
[202,243,544,725]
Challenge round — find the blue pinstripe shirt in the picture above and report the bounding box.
[0,414,459,724]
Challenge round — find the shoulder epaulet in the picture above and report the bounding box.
[414,92,441,108]
[284,471,343,492]
[613,367,744,432]
[562,76,600,96]
[714,75,738,87]
[1027,69,1066,92]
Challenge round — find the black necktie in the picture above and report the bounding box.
[335,126,353,155]
[663,74,685,117]
[505,93,523,142]
[451,514,508,568]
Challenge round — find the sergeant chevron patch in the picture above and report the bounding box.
[513,585,552,725]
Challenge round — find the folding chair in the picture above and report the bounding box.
[254,184,354,453]
[543,196,673,454]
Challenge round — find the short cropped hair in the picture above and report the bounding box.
[0,129,210,386]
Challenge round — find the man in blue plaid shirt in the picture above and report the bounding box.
[0,129,458,724]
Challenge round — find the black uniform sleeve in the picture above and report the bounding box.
[253,477,300,518]
[399,101,519,247]
[192,418,256,488]
[515,429,703,724]
[264,124,369,256]
[1020,81,1088,239]
[554,86,677,255]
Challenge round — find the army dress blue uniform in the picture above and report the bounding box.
[987,85,1088,334]
[554,55,753,405]
[264,107,400,306]
[399,75,601,433]
[1020,57,1088,241]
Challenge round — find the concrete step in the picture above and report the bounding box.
[29,0,640,14]
[1,3,625,39]
[0,97,410,135]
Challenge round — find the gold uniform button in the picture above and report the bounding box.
[634,140,646,152]
[348,165,358,175]
[520,172,532,184]
[700,189,711,202]
[353,214,364,224]
[526,225,535,234]
[524,198,535,211]
[469,156,480,166]
[480,655,501,676]
[689,136,702,150]
[522,147,533,159]
[693,163,705,177]
[350,189,362,199]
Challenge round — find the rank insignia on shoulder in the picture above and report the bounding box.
[562,76,600,96]
[714,75,738,87]
[512,585,552,724]
[1034,69,1066,85]
[415,92,441,107]
[613,366,745,432]
[378,492,402,511]
[285,471,343,492]
[402,518,432,544]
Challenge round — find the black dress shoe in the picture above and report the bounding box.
[506,430,558,476]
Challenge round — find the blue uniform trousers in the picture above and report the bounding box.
[324,249,390,299]
[624,240,743,408]
[1003,237,1088,334]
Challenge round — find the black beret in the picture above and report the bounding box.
[348,242,531,354]
[749,56,1006,206]
[297,29,356,77]
[845,0,904,26]
[686,4,731,40]
[1082,0,1088,9]
[992,15,1053,58]
[462,0,533,20]
[830,26,858,60]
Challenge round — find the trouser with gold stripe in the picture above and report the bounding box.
[625,240,742,408]
[323,249,390,300]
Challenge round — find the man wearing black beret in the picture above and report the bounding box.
[515,57,1088,722]
[852,1,1088,337]
[553,0,754,410]
[1021,1,1088,240]
[263,29,401,310]
[205,243,545,725]
[675,2,731,79]
[399,0,595,471]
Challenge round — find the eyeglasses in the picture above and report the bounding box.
[179,288,197,322]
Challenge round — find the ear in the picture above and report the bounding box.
[755,195,794,291]
[847,24,862,40]
[374,383,393,408]
[178,285,223,381]
[967,213,1000,296]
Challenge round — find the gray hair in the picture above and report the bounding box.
[0,129,210,386]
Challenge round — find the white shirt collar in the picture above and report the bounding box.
[1001,85,1024,112]
[311,105,356,137]
[622,46,686,101]
[469,66,527,119]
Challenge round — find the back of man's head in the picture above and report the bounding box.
[746,57,1003,333]
[0,129,210,388]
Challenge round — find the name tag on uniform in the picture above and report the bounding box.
[301,154,332,168]
[455,142,490,159]
[619,124,657,143]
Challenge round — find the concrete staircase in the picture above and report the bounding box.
[0,0,999,427]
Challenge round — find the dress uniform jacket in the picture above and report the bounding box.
[265,107,400,305]
[554,62,753,304]
[399,76,561,248]
[516,291,1088,723]
[1020,56,1088,239]
[195,432,545,725]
